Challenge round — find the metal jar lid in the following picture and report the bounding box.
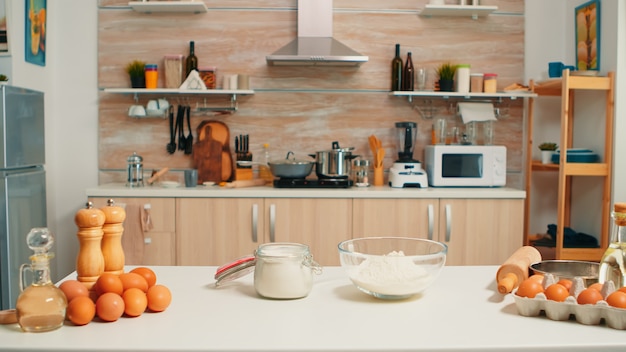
[127,152,143,164]
[353,159,370,167]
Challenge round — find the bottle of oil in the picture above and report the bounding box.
[259,143,274,182]
[599,203,626,288]
[15,228,67,332]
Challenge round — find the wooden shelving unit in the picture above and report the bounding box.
[524,70,615,261]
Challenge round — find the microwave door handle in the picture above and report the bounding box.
[427,204,434,240]
[445,204,452,242]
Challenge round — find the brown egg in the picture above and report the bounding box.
[147,285,172,312]
[577,287,603,305]
[123,288,147,317]
[544,283,569,302]
[119,272,149,293]
[516,277,544,298]
[95,273,123,296]
[59,280,89,302]
[96,292,125,322]
[130,267,157,288]
[66,296,96,326]
[606,291,626,309]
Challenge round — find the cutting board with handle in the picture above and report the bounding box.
[193,120,234,183]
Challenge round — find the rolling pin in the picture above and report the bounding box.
[496,246,542,294]
[146,167,170,185]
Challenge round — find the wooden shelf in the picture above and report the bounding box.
[390,90,535,102]
[104,88,253,95]
[524,70,615,261]
[420,4,498,19]
[128,1,208,14]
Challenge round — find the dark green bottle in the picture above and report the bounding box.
[391,44,403,91]
[185,41,198,77]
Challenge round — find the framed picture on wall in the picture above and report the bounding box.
[25,0,46,66]
[575,0,600,71]
[0,0,9,55]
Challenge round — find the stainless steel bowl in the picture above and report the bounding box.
[530,260,599,286]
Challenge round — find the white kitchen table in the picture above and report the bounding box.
[0,266,623,352]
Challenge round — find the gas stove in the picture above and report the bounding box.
[273,178,353,188]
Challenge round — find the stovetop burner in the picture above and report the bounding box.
[273,178,353,188]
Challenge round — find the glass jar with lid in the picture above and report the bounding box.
[483,73,498,93]
[352,159,370,187]
[214,242,322,300]
[126,152,144,187]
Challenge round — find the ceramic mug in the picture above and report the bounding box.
[128,105,146,117]
[548,62,564,78]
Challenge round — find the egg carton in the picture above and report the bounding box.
[512,275,626,330]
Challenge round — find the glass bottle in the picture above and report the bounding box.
[402,52,414,91]
[599,203,626,288]
[15,228,67,332]
[390,44,403,91]
[259,143,273,182]
[185,40,198,77]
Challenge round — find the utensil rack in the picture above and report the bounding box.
[524,70,615,261]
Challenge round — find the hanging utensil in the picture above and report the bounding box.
[185,105,193,155]
[177,105,186,151]
[167,106,176,154]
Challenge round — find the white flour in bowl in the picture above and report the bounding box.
[349,251,432,296]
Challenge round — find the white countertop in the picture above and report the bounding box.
[86,183,526,199]
[0,266,622,352]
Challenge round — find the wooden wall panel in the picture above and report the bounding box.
[97,0,526,187]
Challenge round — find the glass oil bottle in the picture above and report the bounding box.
[599,203,626,288]
[15,228,67,332]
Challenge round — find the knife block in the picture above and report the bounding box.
[236,167,253,180]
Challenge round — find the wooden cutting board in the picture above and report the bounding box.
[193,121,234,183]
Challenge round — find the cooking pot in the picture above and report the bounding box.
[310,141,358,179]
[268,152,314,179]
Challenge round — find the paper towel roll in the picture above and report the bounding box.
[458,102,497,124]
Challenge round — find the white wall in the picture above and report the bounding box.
[6,0,98,280]
[525,0,624,238]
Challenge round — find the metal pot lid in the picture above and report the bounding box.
[214,255,256,286]
[321,141,354,153]
[269,151,313,165]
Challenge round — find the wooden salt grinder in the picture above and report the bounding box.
[75,202,106,290]
[101,199,126,275]
[496,246,542,294]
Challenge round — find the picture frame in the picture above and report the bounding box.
[25,0,46,66]
[575,0,600,71]
[0,0,9,55]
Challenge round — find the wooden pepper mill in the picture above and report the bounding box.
[75,201,106,290]
[100,199,126,275]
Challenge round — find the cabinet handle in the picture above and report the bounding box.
[269,203,276,242]
[427,204,434,240]
[251,203,258,243]
[445,204,452,242]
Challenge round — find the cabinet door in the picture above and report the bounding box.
[176,198,264,266]
[88,197,176,266]
[352,199,439,240]
[265,198,352,266]
[439,199,523,265]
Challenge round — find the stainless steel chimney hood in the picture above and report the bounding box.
[266,0,368,67]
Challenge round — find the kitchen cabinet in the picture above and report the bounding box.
[352,198,523,265]
[88,197,176,266]
[175,198,352,266]
[524,70,615,261]
[176,198,264,266]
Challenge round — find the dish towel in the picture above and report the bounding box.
[532,224,599,248]
[457,102,497,124]
[122,204,145,264]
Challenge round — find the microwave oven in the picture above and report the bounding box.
[424,145,507,187]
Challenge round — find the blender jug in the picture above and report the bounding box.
[395,122,418,162]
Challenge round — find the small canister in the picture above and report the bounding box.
[483,73,498,93]
[126,152,144,187]
[214,242,322,299]
[455,64,471,93]
[470,73,484,93]
[163,55,184,88]
[352,159,370,187]
[145,64,158,89]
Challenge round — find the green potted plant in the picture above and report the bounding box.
[436,62,456,92]
[125,60,146,88]
[538,142,558,164]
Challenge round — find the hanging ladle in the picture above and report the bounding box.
[184,105,193,155]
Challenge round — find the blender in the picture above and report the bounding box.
[388,121,429,188]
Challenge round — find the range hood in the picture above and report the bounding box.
[266,0,368,67]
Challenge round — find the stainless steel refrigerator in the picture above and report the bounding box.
[0,85,46,310]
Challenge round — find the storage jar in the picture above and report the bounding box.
[352,159,370,187]
[163,55,184,89]
[455,64,470,93]
[483,73,498,93]
[470,73,484,93]
[254,243,321,299]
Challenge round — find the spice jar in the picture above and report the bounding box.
[470,73,484,92]
[352,159,370,187]
[214,243,322,300]
[126,152,144,187]
[483,73,498,93]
